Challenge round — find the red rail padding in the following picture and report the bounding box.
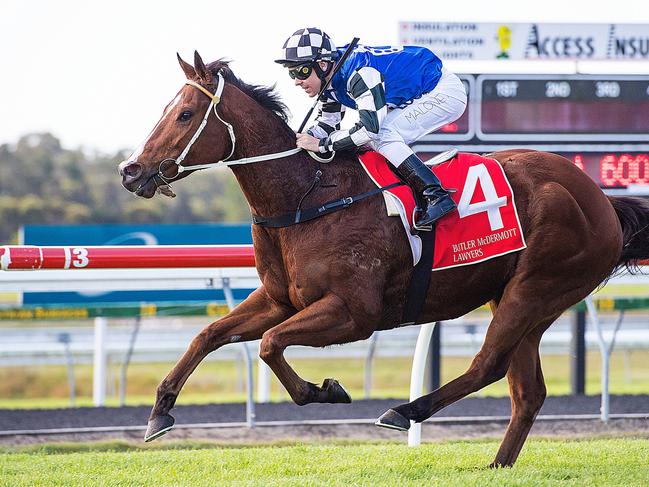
[0,245,255,270]
[2,244,648,271]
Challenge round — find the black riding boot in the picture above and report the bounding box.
[395,154,457,229]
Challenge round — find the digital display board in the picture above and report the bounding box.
[417,74,649,191]
[478,75,649,141]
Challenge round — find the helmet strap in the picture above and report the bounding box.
[313,61,334,90]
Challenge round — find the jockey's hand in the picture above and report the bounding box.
[296,132,321,153]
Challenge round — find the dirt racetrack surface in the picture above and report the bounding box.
[1,394,647,446]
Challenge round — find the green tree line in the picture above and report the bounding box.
[0,133,250,243]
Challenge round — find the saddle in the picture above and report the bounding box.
[358,149,526,324]
[358,150,526,270]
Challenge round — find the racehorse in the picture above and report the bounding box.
[119,52,649,467]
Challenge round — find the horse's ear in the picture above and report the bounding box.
[177,53,195,80]
[193,51,213,84]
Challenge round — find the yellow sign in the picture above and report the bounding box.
[207,303,229,316]
[596,298,615,312]
[0,307,89,320]
[497,25,512,59]
[140,303,157,317]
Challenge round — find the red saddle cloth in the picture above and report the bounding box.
[358,151,526,270]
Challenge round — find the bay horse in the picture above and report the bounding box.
[119,52,649,467]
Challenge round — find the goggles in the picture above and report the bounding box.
[288,64,314,80]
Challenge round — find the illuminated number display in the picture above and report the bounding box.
[419,151,649,189]
[562,152,649,188]
[478,75,649,141]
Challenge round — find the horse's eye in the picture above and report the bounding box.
[178,111,193,122]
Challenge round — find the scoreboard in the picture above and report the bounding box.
[479,76,649,140]
[417,74,649,189]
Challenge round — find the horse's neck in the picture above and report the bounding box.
[221,92,368,218]
[224,105,323,217]
[230,150,323,217]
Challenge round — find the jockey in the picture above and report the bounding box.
[275,27,467,228]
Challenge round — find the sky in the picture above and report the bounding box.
[2,0,649,154]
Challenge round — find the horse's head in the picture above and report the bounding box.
[119,51,236,198]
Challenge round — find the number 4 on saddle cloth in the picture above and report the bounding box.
[358,151,527,270]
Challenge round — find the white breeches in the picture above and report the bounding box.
[370,68,467,166]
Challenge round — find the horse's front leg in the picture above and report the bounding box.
[145,286,294,441]
[259,292,373,406]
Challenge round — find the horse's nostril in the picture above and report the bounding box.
[123,163,143,179]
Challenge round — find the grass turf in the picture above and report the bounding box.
[0,438,647,486]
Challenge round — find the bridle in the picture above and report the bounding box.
[137,72,333,196]
[130,69,404,231]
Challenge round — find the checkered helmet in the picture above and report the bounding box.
[275,28,338,66]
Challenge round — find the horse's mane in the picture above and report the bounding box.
[205,59,366,156]
[207,59,290,123]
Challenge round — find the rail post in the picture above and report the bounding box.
[93,316,108,406]
[364,332,379,399]
[571,309,586,395]
[425,322,441,393]
[119,316,141,406]
[257,358,271,403]
[408,322,436,447]
[223,277,255,427]
[585,296,624,422]
[58,332,76,407]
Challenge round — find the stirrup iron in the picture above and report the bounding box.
[411,208,433,232]
[425,148,458,167]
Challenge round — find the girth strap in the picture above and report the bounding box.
[252,182,403,228]
[401,227,436,325]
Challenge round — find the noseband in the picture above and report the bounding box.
[139,72,333,195]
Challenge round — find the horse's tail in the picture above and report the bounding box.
[609,196,649,271]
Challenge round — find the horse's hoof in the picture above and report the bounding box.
[144,414,175,442]
[322,378,352,403]
[375,409,410,431]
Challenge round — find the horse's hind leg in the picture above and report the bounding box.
[145,287,294,441]
[259,292,373,405]
[378,182,613,442]
[376,289,549,432]
[491,320,554,468]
